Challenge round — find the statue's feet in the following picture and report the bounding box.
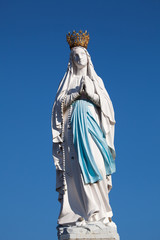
[106,221,117,229]
[101,217,117,229]
[102,217,109,224]
[76,218,86,227]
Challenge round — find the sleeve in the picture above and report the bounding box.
[89,93,100,107]
[63,91,80,110]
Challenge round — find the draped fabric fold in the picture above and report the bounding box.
[71,100,116,184]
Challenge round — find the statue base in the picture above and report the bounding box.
[57,222,120,240]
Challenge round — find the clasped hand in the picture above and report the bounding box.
[79,76,94,99]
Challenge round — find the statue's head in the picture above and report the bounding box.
[71,47,88,69]
[66,30,93,76]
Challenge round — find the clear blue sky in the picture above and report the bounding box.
[0,0,160,239]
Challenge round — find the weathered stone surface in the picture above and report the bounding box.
[57,222,120,240]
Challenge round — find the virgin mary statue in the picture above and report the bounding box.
[51,30,116,227]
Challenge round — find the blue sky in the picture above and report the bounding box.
[0,0,160,239]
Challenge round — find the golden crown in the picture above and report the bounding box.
[66,30,90,49]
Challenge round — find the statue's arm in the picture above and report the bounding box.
[88,92,100,107]
[63,79,85,110]
[63,91,80,110]
[84,77,100,107]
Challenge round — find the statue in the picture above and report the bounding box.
[51,30,119,239]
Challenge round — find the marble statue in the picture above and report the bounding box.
[51,30,119,239]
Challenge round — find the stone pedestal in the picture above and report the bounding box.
[57,222,120,240]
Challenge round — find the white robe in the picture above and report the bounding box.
[59,104,113,224]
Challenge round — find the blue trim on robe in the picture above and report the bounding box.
[71,100,116,184]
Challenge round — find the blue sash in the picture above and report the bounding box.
[71,100,116,184]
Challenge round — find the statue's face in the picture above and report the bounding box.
[72,47,88,69]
